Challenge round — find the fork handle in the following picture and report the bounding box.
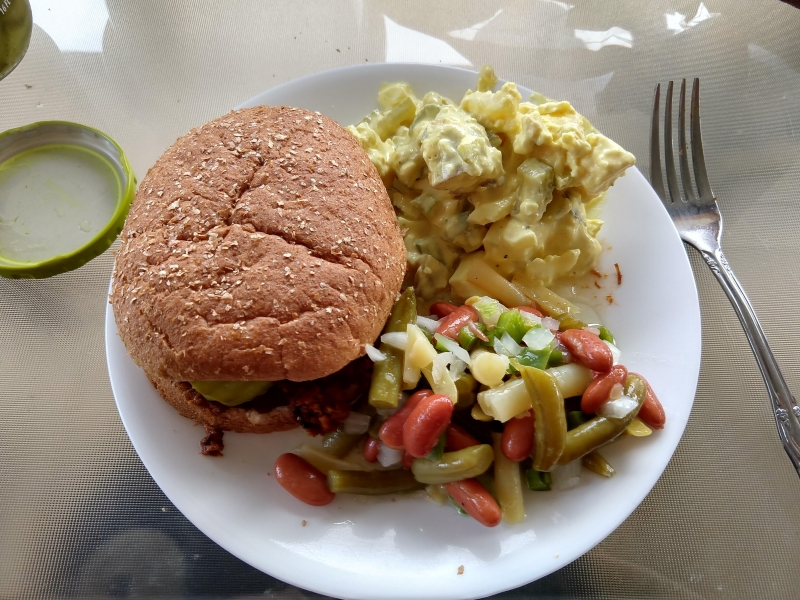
[700,247,800,476]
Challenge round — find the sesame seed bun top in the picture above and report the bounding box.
[111,105,406,383]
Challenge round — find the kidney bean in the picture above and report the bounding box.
[514,306,544,318]
[363,437,380,463]
[435,305,480,340]
[501,414,535,461]
[429,302,458,319]
[274,453,334,506]
[560,329,613,373]
[379,389,434,449]
[630,372,666,429]
[445,423,480,452]
[581,365,629,414]
[402,450,415,469]
[445,478,502,527]
[403,394,455,458]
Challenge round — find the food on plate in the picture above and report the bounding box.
[348,65,635,311]
[275,292,666,526]
[271,68,665,527]
[110,105,406,445]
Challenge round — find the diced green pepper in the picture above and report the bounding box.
[525,469,552,491]
[425,431,448,461]
[597,326,615,344]
[515,347,551,370]
[547,348,564,368]
[495,309,529,344]
[458,325,479,352]
[435,338,450,353]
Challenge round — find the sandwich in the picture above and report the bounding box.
[110,106,406,452]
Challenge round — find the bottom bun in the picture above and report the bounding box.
[144,355,374,435]
[145,370,298,434]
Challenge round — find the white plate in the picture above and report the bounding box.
[106,64,700,600]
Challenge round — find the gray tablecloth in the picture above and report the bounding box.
[2,1,799,597]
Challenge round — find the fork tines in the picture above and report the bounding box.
[650,78,715,206]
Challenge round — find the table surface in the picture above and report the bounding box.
[2,1,800,598]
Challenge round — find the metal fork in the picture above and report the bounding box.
[650,78,800,477]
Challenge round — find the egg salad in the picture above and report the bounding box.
[348,66,635,313]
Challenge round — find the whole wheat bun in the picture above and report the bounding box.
[111,106,405,429]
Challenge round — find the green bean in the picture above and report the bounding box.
[368,288,417,409]
[321,427,363,458]
[557,314,587,331]
[525,469,552,491]
[582,451,615,478]
[327,469,423,495]
[293,445,365,475]
[411,444,494,484]
[454,373,478,410]
[519,366,567,472]
[492,433,524,523]
[558,375,646,464]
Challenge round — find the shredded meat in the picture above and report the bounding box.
[281,355,373,435]
[200,425,225,456]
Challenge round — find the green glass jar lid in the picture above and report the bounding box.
[0,121,136,278]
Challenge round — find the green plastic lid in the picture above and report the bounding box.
[0,121,136,278]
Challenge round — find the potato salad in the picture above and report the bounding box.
[347,65,636,310]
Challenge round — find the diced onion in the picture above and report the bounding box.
[584,326,601,336]
[448,357,468,382]
[416,316,440,333]
[365,344,387,362]
[550,460,581,490]
[542,316,560,330]
[598,395,639,419]
[377,443,403,467]
[520,312,542,328]
[381,331,408,351]
[604,340,621,365]
[500,331,523,356]
[434,333,471,364]
[522,326,555,351]
[343,412,371,434]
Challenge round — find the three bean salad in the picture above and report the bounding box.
[274,288,665,527]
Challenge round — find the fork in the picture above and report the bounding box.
[650,78,800,477]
